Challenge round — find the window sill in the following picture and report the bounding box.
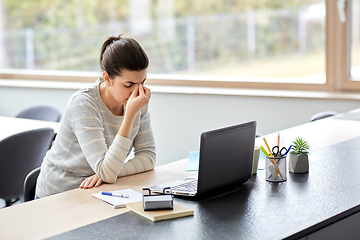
[1,78,360,101]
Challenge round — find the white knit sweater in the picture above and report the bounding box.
[36,78,156,197]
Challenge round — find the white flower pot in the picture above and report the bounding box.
[289,154,309,173]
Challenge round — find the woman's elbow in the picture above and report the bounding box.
[149,153,156,170]
[138,149,156,171]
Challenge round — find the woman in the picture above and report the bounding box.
[35,35,156,198]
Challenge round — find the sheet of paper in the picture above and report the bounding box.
[92,189,142,208]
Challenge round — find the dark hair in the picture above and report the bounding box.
[99,34,149,79]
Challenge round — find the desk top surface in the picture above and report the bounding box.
[47,137,360,240]
[1,113,360,240]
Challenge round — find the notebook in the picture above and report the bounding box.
[92,189,142,209]
[126,201,194,222]
[150,121,256,197]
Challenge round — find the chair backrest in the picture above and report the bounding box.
[0,128,55,202]
[23,167,41,202]
[310,111,338,122]
[16,103,62,122]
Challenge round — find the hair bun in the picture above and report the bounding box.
[112,34,123,43]
[99,35,123,69]
[99,34,148,76]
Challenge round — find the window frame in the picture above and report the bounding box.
[339,0,360,91]
[0,0,353,93]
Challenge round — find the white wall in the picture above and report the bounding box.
[1,85,359,166]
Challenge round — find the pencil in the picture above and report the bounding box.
[263,138,274,157]
[277,133,280,147]
[263,137,284,179]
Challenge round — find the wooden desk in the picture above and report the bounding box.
[1,115,360,240]
[0,116,60,140]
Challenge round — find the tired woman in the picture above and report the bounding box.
[36,35,156,198]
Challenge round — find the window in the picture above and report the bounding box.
[0,0,355,92]
[332,0,360,91]
[351,0,360,80]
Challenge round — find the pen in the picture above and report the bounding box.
[101,191,129,198]
[282,145,292,157]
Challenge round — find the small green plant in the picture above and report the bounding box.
[290,137,310,156]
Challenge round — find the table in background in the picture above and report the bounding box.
[0,116,60,140]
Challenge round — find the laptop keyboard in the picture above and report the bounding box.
[171,180,198,192]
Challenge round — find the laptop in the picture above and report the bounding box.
[150,121,256,197]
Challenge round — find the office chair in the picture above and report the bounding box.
[16,103,62,122]
[0,128,55,207]
[310,111,338,122]
[23,167,41,202]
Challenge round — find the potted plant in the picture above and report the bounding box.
[289,137,310,173]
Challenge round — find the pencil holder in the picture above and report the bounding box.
[266,156,287,182]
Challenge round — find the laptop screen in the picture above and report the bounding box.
[197,121,256,195]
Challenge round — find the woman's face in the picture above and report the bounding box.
[104,69,147,106]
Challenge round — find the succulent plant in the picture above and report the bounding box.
[290,137,310,156]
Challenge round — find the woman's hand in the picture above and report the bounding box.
[119,84,151,139]
[126,84,151,118]
[79,174,103,189]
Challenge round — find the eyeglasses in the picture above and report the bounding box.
[142,187,172,196]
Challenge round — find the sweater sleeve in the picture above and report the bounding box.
[70,95,130,183]
[118,105,156,177]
